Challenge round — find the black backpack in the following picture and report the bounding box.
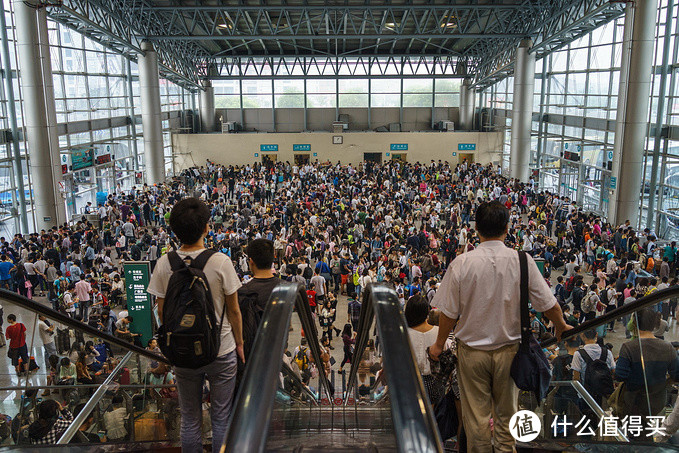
[158,250,222,369]
[238,291,264,361]
[580,347,614,400]
[303,266,313,280]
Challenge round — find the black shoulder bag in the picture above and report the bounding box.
[510,251,552,405]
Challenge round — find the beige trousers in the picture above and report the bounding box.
[457,341,519,453]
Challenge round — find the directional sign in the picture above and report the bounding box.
[260,144,278,152]
[124,261,153,345]
[610,177,617,190]
[293,144,311,151]
[390,144,408,151]
[458,143,476,151]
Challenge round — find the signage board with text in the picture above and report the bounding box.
[124,261,153,345]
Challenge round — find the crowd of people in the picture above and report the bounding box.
[2,157,679,449]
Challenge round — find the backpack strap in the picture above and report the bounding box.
[518,251,530,349]
[167,251,185,272]
[599,345,608,362]
[190,250,217,271]
[580,347,594,365]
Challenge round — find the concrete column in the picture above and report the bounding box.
[610,1,656,227]
[138,41,165,184]
[199,81,215,132]
[458,79,475,130]
[509,39,536,182]
[13,0,64,230]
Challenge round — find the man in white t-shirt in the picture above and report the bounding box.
[429,201,570,453]
[37,315,56,363]
[148,197,243,453]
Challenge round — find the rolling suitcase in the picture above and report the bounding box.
[56,328,70,353]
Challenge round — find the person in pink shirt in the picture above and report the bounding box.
[74,279,92,322]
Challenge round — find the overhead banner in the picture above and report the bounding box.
[124,261,153,345]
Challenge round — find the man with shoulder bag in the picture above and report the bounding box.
[148,198,244,453]
[429,201,571,453]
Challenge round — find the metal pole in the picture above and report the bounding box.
[612,0,657,227]
[199,80,215,132]
[13,0,60,230]
[0,0,28,233]
[137,41,165,184]
[126,59,140,173]
[303,72,308,131]
[509,39,536,182]
[647,0,673,231]
[239,77,244,129]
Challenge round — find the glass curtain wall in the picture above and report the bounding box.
[213,77,460,114]
[483,13,627,221]
[0,3,189,230]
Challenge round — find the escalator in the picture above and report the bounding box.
[223,282,441,453]
[3,279,679,452]
[225,282,679,453]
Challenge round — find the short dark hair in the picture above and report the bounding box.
[169,197,210,244]
[404,294,430,328]
[475,201,509,238]
[246,239,274,270]
[636,307,661,332]
[7,314,15,322]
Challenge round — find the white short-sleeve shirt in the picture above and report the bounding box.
[432,240,557,351]
[147,249,242,357]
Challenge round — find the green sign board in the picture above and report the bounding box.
[610,177,617,190]
[390,144,408,151]
[260,144,278,152]
[71,148,94,171]
[124,261,153,345]
[293,144,311,151]
[458,143,476,151]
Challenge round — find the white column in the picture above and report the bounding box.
[509,39,536,182]
[458,79,475,130]
[610,1,657,227]
[138,41,165,184]
[199,81,216,132]
[13,0,63,230]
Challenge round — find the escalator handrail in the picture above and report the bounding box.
[346,283,443,453]
[0,289,168,364]
[540,285,679,348]
[223,281,328,453]
[343,283,375,403]
[292,283,334,401]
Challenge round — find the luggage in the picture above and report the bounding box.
[119,367,130,385]
[134,413,167,441]
[56,328,70,353]
[91,343,107,372]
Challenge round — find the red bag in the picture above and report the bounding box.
[119,367,130,385]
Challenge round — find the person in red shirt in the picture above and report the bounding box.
[306,289,317,314]
[5,314,28,374]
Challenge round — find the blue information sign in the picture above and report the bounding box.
[260,144,278,152]
[458,143,476,151]
[390,144,408,151]
[293,144,311,151]
[254,153,259,157]
[313,152,317,157]
[610,177,617,190]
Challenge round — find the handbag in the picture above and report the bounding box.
[510,251,552,405]
[434,388,459,441]
[607,382,626,416]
